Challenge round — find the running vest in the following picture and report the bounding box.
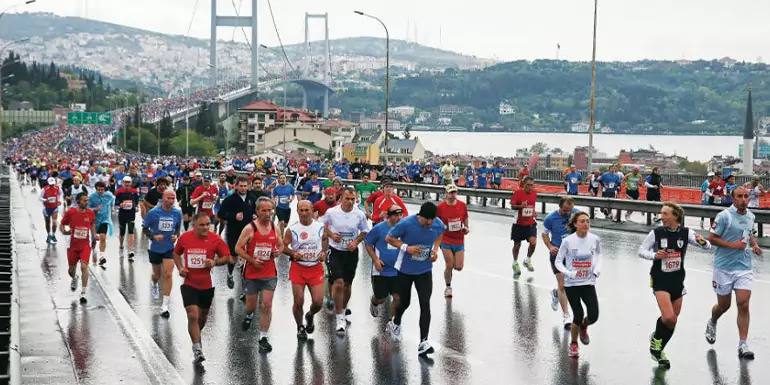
[42,186,61,209]
[748,185,761,208]
[243,221,278,279]
[650,226,690,282]
[626,174,642,191]
[289,221,325,267]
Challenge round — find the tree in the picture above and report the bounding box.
[530,142,548,154]
[402,125,411,140]
[169,131,217,157]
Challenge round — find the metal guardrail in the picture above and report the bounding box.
[0,168,16,385]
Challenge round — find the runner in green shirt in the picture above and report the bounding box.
[623,166,643,221]
[355,174,379,212]
[322,170,336,189]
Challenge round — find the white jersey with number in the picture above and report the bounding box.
[323,205,370,251]
[289,221,325,267]
[554,233,603,287]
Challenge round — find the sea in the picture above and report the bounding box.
[398,132,743,162]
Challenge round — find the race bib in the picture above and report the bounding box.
[661,251,681,272]
[361,191,370,199]
[448,220,462,232]
[713,197,722,204]
[298,244,319,261]
[121,200,133,210]
[591,181,599,188]
[608,183,615,189]
[47,197,57,203]
[73,227,88,239]
[571,260,592,282]
[425,176,433,184]
[141,186,149,194]
[411,245,431,261]
[495,173,502,178]
[570,178,577,184]
[187,253,208,268]
[522,207,534,217]
[628,180,637,189]
[201,201,214,210]
[279,196,289,204]
[312,185,320,193]
[159,219,173,232]
[253,246,272,261]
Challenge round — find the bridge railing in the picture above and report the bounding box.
[0,168,18,385]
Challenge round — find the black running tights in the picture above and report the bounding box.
[565,285,599,326]
[394,271,433,340]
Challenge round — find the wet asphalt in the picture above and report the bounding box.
[15,186,770,385]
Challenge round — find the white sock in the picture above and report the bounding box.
[246,312,255,319]
[192,342,201,352]
[162,295,170,307]
[259,331,268,339]
[336,313,344,322]
[81,287,87,295]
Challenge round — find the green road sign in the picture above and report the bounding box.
[67,112,112,125]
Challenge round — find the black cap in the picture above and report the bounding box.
[418,202,437,219]
[381,177,393,186]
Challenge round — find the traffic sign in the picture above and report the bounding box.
[67,112,112,125]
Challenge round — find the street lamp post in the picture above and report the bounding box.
[355,11,389,166]
[587,0,598,173]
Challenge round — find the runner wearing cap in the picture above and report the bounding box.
[67,175,89,208]
[40,177,63,244]
[437,184,469,298]
[115,176,140,261]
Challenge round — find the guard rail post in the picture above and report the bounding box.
[0,167,17,385]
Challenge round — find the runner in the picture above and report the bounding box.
[301,170,324,204]
[142,189,183,318]
[623,166,643,220]
[598,166,621,220]
[509,176,538,276]
[114,176,139,261]
[744,175,766,210]
[587,170,601,197]
[324,187,370,334]
[313,188,338,220]
[190,175,219,225]
[564,164,583,196]
[705,186,762,359]
[214,172,229,235]
[554,211,602,358]
[368,178,408,225]
[87,181,115,267]
[40,177,63,244]
[173,212,231,365]
[176,175,195,230]
[638,202,711,369]
[385,202,445,356]
[235,197,283,352]
[282,200,328,341]
[436,184,469,298]
[271,174,294,234]
[60,192,96,304]
[355,174,378,213]
[66,175,89,208]
[217,175,258,291]
[542,196,579,330]
[645,167,664,222]
[364,204,403,321]
[142,177,168,219]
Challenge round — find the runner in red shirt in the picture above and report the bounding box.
[510,176,538,276]
[707,176,727,206]
[235,197,283,353]
[173,212,231,366]
[313,188,338,219]
[370,178,408,225]
[60,192,96,304]
[40,177,63,244]
[436,184,469,298]
[517,165,530,188]
[190,175,219,223]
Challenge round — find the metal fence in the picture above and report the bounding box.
[0,168,17,385]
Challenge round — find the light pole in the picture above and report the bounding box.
[261,44,288,158]
[587,0,598,173]
[355,10,389,166]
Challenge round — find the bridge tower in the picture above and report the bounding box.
[302,13,332,117]
[210,0,259,89]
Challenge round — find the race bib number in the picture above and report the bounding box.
[47,197,57,203]
[571,260,592,282]
[714,197,722,204]
[361,191,370,199]
[73,227,88,239]
[570,178,577,184]
[298,244,319,261]
[591,181,599,188]
[608,183,616,189]
[312,185,320,193]
[187,253,208,269]
[141,186,149,194]
[279,196,289,204]
[662,251,681,272]
[522,207,534,217]
[495,173,502,178]
[628,180,637,189]
[448,220,462,232]
[201,201,214,210]
[121,200,133,210]
[425,176,433,184]
[253,246,272,261]
[411,245,431,261]
[159,219,174,232]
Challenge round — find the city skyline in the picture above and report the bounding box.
[12,0,770,63]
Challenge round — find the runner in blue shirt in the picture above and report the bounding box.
[542,197,579,329]
[564,165,583,195]
[463,164,475,188]
[476,162,489,189]
[364,204,403,321]
[385,202,445,356]
[302,171,324,204]
[272,174,296,235]
[142,189,183,318]
[490,161,505,188]
[598,166,621,219]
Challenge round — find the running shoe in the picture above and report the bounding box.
[579,325,590,345]
[70,275,78,291]
[523,259,534,272]
[242,317,252,331]
[160,305,170,319]
[258,337,273,352]
[45,235,51,244]
[193,349,206,365]
[151,283,160,300]
[128,252,134,262]
[325,297,334,310]
[700,218,705,229]
[649,333,669,368]
[370,301,379,318]
[512,262,521,276]
[417,340,435,356]
[297,325,308,341]
[569,342,579,357]
[345,308,352,316]
[705,319,716,344]
[389,321,402,341]
[335,318,346,334]
[226,274,234,289]
[304,312,315,334]
[445,286,453,298]
[98,257,107,266]
[739,344,755,360]
[50,235,58,244]
[563,312,572,331]
[550,289,559,311]
[79,295,87,304]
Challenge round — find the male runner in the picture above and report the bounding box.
[214,173,230,234]
[705,186,762,359]
[365,204,403,321]
[564,164,583,196]
[40,177,63,244]
[542,196,579,329]
[142,177,168,217]
[368,178,408,225]
[191,175,219,225]
[313,188,338,220]
[173,212,231,365]
[176,175,195,230]
[60,192,96,304]
[283,200,328,340]
[236,197,283,352]
[623,166,643,221]
[355,174,378,213]
[510,176,538,276]
[143,189,183,318]
[324,187,370,333]
[217,176,258,291]
[114,176,139,261]
[272,173,296,236]
[66,175,88,208]
[88,181,115,267]
[436,184,469,298]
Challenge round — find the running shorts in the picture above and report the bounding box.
[627,190,640,200]
[118,217,135,235]
[180,285,215,309]
[181,206,195,217]
[148,250,174,265]
[276,207,291,223]
[67,247,91,265]
[650,276,686,302]
[289,263,324,286]
[242,277,278,295]
[550,254,565,275]
[328,248,359,284]
[712,269,753,296]
[440,244,464,253]
[43,207,58,217]
[510,224,537,242]
[96,223,109,234]
[372,275,398,300]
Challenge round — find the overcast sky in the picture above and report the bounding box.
[18,0,770,62]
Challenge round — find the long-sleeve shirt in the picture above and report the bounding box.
[555,233,602,287]
[638,227,711,261]
[217,191,258,239]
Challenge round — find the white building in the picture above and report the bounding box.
[439,105,464,116]
[571,122,589,133]
[499,100,515,115]
[263,122,331,151]
[437,117,452,126]
[360,118,401,132]
[388,106,415,118]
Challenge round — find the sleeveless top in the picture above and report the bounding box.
[243,221,279,279]
[289,221,325,267]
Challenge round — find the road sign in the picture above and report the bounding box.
[67,112,112,125]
